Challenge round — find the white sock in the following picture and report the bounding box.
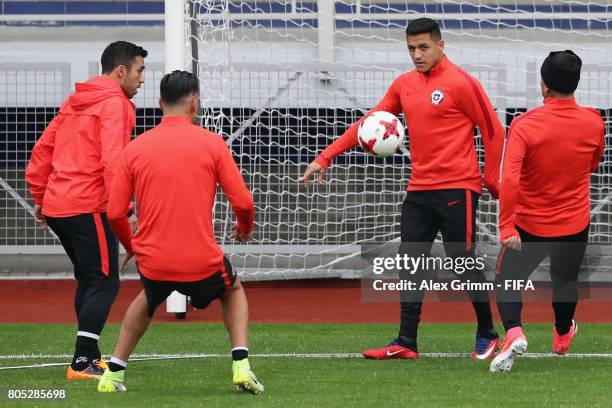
[77,331,100,340]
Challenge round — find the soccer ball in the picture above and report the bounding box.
[357,111,405,158]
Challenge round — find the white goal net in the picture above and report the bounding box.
[183,0,611,279]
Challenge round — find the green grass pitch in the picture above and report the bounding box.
[1,323,611,407]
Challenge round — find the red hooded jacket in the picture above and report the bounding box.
[26,76,136,216]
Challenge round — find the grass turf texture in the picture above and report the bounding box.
[1,323,611,407]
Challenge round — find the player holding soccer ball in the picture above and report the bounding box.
[96,71,263,394]
[490,51,605,373]
[301,18,505,359]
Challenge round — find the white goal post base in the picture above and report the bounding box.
[166,291,188,314]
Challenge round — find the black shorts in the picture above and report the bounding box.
[46,212,119,282]
[400,188,479,257]
[139,256,237,317]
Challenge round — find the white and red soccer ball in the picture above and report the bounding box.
[357,111,405,158]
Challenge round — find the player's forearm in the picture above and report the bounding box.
[106,171,134,251]
[235,206,255,235]
[232,193,255,234]
[108,216,133,253]
[315,125,359,169]
[498,177,519,241]
[219,161,255,234]
[498,212,518,242]
[482,121,505,199]
[25,149,53,205]
[483,171,500,199]
[483,158,501,199]
[25,113,62,204]
[107,195,133,252]
[25,175,48,205]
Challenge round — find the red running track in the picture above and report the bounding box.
[1,280,611,324]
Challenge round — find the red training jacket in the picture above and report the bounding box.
[107,116,255,282]
[315,55,505,198]
[499,98,605,241]
[25,76,135,216]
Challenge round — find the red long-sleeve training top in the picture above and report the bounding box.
[314,55,505,198]
[25,76,135,216]
[499,98,605,241]
[106,116,255,282]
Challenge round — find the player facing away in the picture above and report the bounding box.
[96,71,263,394]
[25,41,146,380]
[301,18,505,360]
[490,51,605,373]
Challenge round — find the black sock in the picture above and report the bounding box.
[108,362,126,372]
[497,301,523,333]
[397,336,418,352]
[470,300,495,335]
[232,348,248,361]
[478,328,499,339]
[398,301,422,351]
[71,336,100,371]
[553,301,576,335]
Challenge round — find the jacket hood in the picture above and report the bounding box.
[66,76,134,111]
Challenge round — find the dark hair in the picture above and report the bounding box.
[540,50,582,94]
[160,70,200,105]
[101,41,148,74]
[405,18,442,40]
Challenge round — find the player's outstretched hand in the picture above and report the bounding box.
[502,235,522,251]
[300,161,326,186]
[230,224,253,242]
[33,204,48,229]
[121,251,135,272]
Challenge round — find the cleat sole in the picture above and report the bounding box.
[490,339,528,373]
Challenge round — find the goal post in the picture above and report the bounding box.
[165,0,189,316]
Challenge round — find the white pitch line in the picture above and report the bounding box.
[0,362,68,370]
[0,353,361,360]
[1,352,612,371]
